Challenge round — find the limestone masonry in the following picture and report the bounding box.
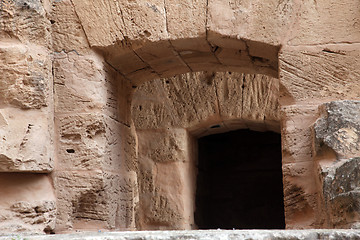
[0,0,360,235]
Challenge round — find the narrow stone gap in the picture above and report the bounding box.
[195,129,285,229]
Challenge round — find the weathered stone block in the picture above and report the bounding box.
[281,105,320,164]
[165,0,206,40]
[282,162,319,228]
[0,173,56,233]
[137,156,195,230]
[54,170,138,231]
[314,100,360,159]
[0,42,51,109]
[51,0,90,53]
[280,46,360,104]
[71,0,167,48]
[0,108,53,172]
[57,113,106,171]
[54,52,107,113]
[137,128,188,163]
[0,0,50,46]
[57,112,135,172]
[207,0,296,48]
[289,0,360,45]
[321,158,360,228]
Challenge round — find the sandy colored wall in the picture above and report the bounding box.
[0,0,359,234]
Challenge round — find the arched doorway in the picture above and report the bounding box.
[195,129,285,229]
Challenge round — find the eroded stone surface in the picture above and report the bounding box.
[0,0,50,46]
[0,42,51,109]
[321,158,360,228]
[280,46,360,105]
[54,170,138,231]
[0,108,53,172]
[314,100,360,158]
[1,0,360,234]
[132,72,280,133]
[50,0,90,53]
[0,173,56,233]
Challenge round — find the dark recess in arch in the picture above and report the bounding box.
[195,129,285,229]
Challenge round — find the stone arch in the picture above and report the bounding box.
[50,0,360,233]
[1,0,360,234]
[131,72,282,229]
[69,0,300,85]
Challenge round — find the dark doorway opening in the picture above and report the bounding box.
[195,129,285,229]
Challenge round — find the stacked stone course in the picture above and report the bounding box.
[0,0,359,234]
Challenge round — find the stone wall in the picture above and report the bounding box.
[132,72,280,229]
[0,0,359,234]
[0,0,55,233]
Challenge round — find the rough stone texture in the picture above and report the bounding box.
[0,108,53,172]
[136,130,196,230]
[314,101,360,159]
[313,101,360,228]
[0,173,56,233]
[50,0,90,53]
[132,72,279,230]
[0,37,53,173]
[137,129,188,164]
[281,105,319,164]
[0,0,51,46]
[53,50,138,232]
[68,0,292,80]
[0,42,51,109]
[1,0,360,235]
[3,230,360,240]
[320,158,360,228]
[282,162,318,228]
[279,45,360,105]
[132,72,280,134]
[288,1,360,46]
[53,170,138,232]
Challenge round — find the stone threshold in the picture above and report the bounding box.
[1,230,360,240]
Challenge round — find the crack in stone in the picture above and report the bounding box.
[70,0,91,48]
[132,50,161,79]
[213,73,222,117]
[163,0,193,73]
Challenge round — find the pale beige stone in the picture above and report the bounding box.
[288,0,360,46]
[2,0,360,234]
[280,105,319,164]
[207,0,297,49]
[54,170,138,231]
[0,108,53,172]
[51,0,90,53]
[137,129,188,163]
[165,0,206,40]
[137,146,196,230]
[279,45,360,105]
[132,72,279,132]
[0,173,56,233]
[0,0,50,46]
[0,42,51,109]
[54,52,107,113]
[282,162,319,229]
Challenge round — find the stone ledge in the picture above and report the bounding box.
[2,230,360,240]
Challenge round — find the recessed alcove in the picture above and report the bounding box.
[195,129,285,229]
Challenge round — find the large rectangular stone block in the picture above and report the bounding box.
[280,105,318,164]
[54,170,138,231]
[279,45,360,104]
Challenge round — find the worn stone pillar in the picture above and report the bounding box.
[0,0,56,233]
